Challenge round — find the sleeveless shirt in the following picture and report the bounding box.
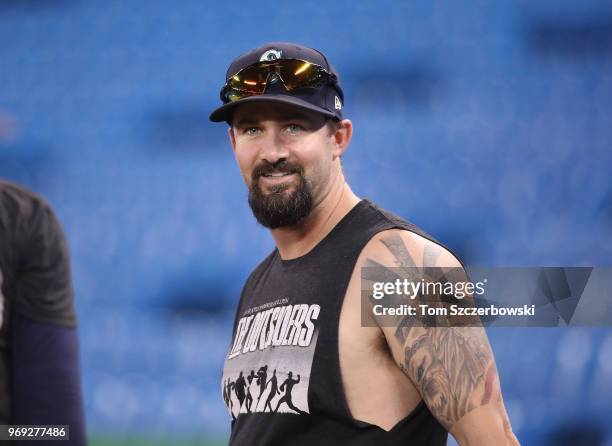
[221,199,448,445]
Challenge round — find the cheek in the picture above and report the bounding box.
[234,148,256,184]
[303,143,334,186]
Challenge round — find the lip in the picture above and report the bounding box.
[258,172,297,186]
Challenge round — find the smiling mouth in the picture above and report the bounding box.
[262,172,294,178]
[257,172,298,190]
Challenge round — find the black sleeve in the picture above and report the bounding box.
[14,197,76,326]
[10,311,87,445]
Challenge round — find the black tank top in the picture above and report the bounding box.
[221,199,448,446]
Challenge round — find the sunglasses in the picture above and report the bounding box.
[220,59,337,103]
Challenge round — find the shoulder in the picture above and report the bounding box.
[0,180,66,267]
[0,179,51,214]
[0,179,60,237]
[359,227,462,270]
[352,200,462,269]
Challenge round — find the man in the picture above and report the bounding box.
[273,372,306,415]
[223,377,235,418]
[0,179,86,445]
[233,371,247,411]
[263,369,280,413]
[255,364,268,405]
[245,370,256,412]
[210,42,519,445]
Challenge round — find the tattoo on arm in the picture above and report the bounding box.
[380,233,417,267]
[374,234,496,430]
[399,327,494,429]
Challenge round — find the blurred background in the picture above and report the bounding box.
[1,0,611,444]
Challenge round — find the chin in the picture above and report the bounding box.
[259,182,295,196]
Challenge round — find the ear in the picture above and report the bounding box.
[228,126,237,154]
[331,119,353,158]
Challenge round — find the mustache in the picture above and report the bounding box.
[251,160,304,181]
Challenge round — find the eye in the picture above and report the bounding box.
[285,123,304,135]
[243,127,261,136]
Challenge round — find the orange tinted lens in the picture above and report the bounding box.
[227,63,272,93]
[277,60,327,90]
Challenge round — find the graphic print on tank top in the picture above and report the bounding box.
[222,297,320,419]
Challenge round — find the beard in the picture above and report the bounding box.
[248,161,314,229]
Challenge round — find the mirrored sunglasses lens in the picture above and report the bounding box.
[223,60,328,102]
[278,60,326,90]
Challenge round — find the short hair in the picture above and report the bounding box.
[326,118,341,136]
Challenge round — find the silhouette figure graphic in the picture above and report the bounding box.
[264,369,281,412]
[234,371,247,413]
[224,378,236,420]
[274,371,307,415]
[246,370,256,412]
[256,365,268,406]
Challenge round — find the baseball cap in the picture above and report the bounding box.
[209,42,344,123]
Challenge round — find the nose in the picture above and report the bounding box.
[258,129,290,165]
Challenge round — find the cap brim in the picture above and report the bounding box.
[209,94,337,123]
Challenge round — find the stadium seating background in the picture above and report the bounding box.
[1,0,611,444]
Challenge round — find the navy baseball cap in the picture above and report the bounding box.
[209,42,344,123]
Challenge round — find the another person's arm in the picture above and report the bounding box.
[11,195,86,445]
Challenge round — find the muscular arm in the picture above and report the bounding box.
[365,231,519,445]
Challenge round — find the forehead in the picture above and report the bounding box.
[231,101,326,127]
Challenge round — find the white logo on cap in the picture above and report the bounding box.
[259,49,282,61]
[335,96,342,110]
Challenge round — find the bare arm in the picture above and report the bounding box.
[365,230,519,445]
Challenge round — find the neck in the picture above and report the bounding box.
[270,172,360,260]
